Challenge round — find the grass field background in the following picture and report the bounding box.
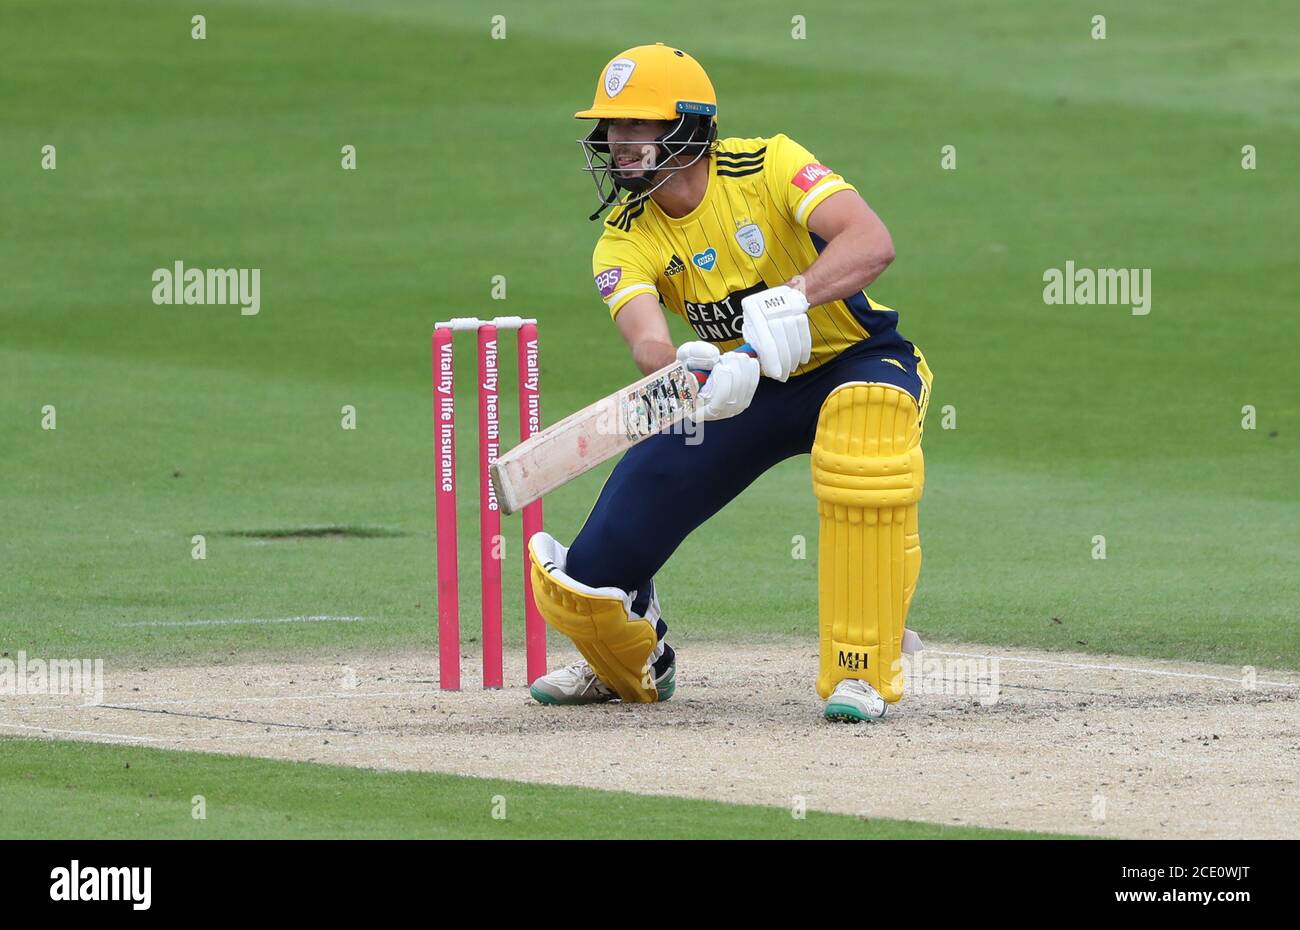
[0,738,1057,839]
[2,0,1296,676]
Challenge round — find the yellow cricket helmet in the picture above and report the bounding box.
[575,42,717,121]
[575,43,719,220]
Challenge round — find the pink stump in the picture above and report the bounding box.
[434,328,460,690]
[517,322,547,683]
[478,324,503,689]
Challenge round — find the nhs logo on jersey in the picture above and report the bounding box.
[692,248,717,271]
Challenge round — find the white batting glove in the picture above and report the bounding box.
[675,340,721,374]
[740,284,812,381]
[694,350,760,421]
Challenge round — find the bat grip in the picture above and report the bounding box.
[690,342,756,384]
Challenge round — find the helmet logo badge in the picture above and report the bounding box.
[604,58,636,97]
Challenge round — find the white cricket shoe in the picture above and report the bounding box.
[823,678,888,723]
[529,654,677,705]
[529,661,617,705]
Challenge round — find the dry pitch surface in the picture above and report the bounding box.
[3,642,1295,839]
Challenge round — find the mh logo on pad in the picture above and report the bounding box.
[837,649,869,671]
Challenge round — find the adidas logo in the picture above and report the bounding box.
[665,254,685,276]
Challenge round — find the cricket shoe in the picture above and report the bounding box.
[530,647,676,705]
[823,678,887,723]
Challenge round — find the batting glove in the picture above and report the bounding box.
[676,340,721,374]
[695,350,760,421]
[740,284,812,381]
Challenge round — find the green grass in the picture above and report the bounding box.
[0,737,1055,839]
[0,0,1295,671]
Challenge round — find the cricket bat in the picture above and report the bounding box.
[491,344,754,515]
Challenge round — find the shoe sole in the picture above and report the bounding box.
[530,683,563,705]
[528,682,616,705]
[823,701,886,723]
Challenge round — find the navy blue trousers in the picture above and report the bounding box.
[565,337,930,615]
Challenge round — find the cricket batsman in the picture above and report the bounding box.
[527,43,932,722]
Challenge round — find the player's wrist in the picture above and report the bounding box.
[636,340,679,375]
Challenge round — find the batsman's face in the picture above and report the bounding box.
[606,118,668,176]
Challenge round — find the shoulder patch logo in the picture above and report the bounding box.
[665,254,685,276]
[734,224,765,258]
[791,162,833,192]
[594,267,623,299]
[604,58,636,98]
[692,248,718,271]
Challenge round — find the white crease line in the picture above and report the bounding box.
[929,649,1299,688]
[130,733,331,745]
[116,615,365,628]
[97,689,441,708]
[0,722,162,743]
[0,724,303,745]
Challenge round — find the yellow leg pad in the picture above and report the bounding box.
[528,551,659,703]
[812,383,924,702]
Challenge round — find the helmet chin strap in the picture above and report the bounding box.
[585,140,654,220]
[587,188,625,223]
[586,145,661,221]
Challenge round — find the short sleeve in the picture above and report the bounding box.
[592,232,659,319]
[765,133,858,228]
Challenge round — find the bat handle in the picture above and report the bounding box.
[690,342,757,384]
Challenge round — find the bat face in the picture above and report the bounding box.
[616,366,698,442]
[491,360,702,515]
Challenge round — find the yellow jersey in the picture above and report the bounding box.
[591,133,906,374]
